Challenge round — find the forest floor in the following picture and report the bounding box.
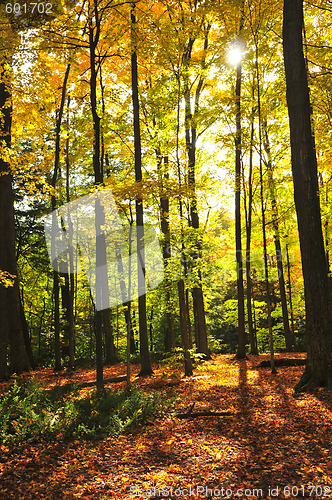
[0,353,332,499]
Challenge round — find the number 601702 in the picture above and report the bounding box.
[5,3,53,14]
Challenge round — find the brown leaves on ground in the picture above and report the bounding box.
[1,353,332,499]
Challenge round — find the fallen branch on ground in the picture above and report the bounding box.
[175,410,235,418]
[78,375,127,388]
[175,403,235,418]
[258,358,306,367]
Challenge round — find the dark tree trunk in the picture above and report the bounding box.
[94,197,107,390]
[283,0,332,391]
[131,4,153,376]
[53,271,61,370]
[19,293,35,368]
[158,155,175,352]
[234,42,246,360]
[115,238,133,382]
[183,28,210,358]
[245,96,258,355]
[0,59,31,377]
[88,13,105,391]
[51,63,70,372]
[323,179,330,273]
[185,289,193,349]
[178,279,193,377]
[65,96,75,369]
[103,309,117,364]
[0,285,9,379]
[255,39,275,373]
[149,307,153,352]
[127,310,136,353]
[286,243,296,348]
[174,73,192,353]
[263,124,294,351]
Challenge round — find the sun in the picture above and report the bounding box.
[227,47,243,66]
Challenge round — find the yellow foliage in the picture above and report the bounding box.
[0,270,16,288]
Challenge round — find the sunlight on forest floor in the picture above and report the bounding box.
[1,353,332,499]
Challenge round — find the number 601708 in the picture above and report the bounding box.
[283,485,331,497]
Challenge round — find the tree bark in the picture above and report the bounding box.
[88,12,104,391]
[183,28,209,358]
[283,0,332,390]
[286,243,296,348]
[255,38,275,373]
[178,279,193,377]
[65,95,75,369]
[51,63,70,372]
[157,154,175,351]
[175,73,192,353]
[0,59,30,377]
[131,3,153,376]
[19,292,34,368]
[234,39,246,360]
[244,94,258,355]
[263,123,294,351]
[103,309,117,364]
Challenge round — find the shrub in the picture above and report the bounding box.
[0,378,165,445]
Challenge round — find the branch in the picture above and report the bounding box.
[175,402,235,418]
[175,410,236,418]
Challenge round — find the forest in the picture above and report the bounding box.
[1,0,332,498]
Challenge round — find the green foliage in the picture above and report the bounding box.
[74,387,163,438]
[159,347,205,367]
[0,379,165,445]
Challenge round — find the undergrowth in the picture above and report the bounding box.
[0,378,165,445]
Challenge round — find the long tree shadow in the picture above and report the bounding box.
[249,365,332,489]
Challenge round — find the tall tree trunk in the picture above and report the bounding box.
[319,173,331,273]
[286,243,296,348]
[244,94,258,355]
[183,27,210,358]
[234,25,246,360]
[65,95,75,369]
[89,14,104,391]
[98,66,117,366]
[103,309,117,364]
[52,271,61,370]
[131,3,153,376]
[149,306,153,351]
[175,73,192,351]
[0,59,31,377]
[263,123,293,351]
[255,38,276,373]
[19,292,35,368]
[324,180,330,273]
[51,63,70,371]
[178,279,193,377]
[115,236,134,379]
[283,0,332,391]
[157,153,175,351]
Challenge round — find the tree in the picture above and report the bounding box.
[0,29,31,377]
[178,278,193,376]
[183,23,210,359]
[263,122,294,351]
[131,2,153,376]
[234,2,246,360]
[51,63,71,371]
[244,89,258,355]
[283,0,332,390]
